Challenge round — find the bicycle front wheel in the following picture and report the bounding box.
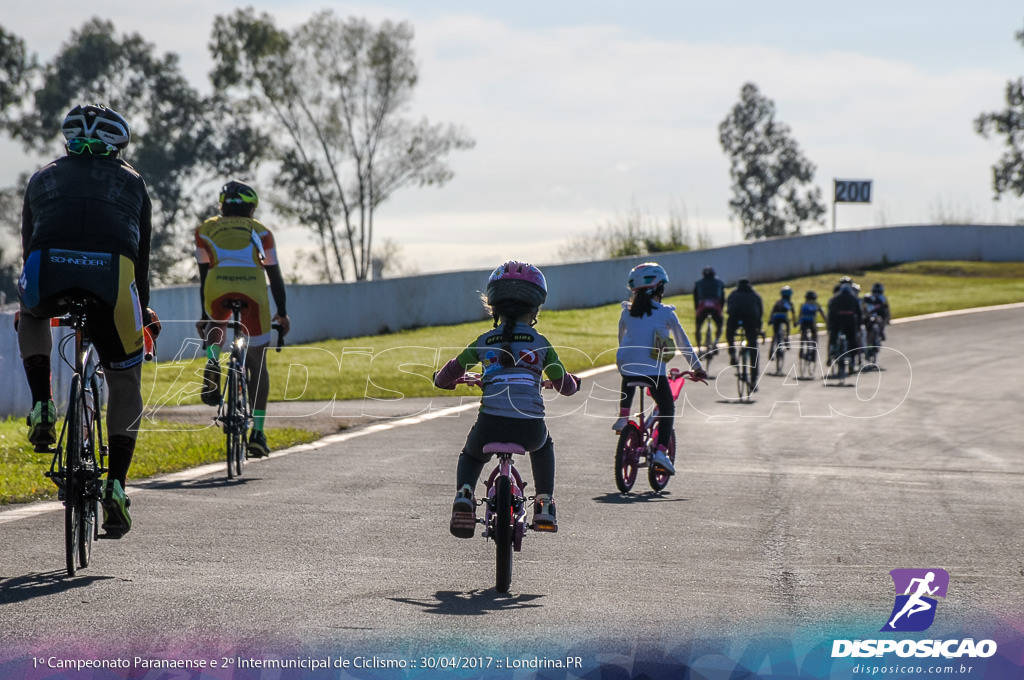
[494,476,514,593]
[614,424,641,493]
[64,376,84,576]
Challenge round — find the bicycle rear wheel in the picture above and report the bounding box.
[773,328,786,375]
[736,358,751,401]
[865,324,880,365]
[648,427,676,491]
[64,376,84,576]
[614,424,641,493]
[493,476,514,593]
[836,337,848,384]
[702,326,714,372]
[225,362,245,479]
[800,336,816,379]
[78,375,102,569]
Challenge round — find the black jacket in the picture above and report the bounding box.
[22,154,153,308]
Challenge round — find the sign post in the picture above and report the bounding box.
[832,179,873,231]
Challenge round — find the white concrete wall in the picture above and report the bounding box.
[2,223,1022,417]
[0,313,74,417]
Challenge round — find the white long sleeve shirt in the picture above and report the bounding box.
[616,300,703,377]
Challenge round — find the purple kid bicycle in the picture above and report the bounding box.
[456,373,556,593]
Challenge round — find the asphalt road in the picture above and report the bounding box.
[1,306,1021,667]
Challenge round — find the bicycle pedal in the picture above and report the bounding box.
[531,521,558,533]
[450,512,476,528]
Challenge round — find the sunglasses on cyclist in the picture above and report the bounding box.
[66,138,118,156]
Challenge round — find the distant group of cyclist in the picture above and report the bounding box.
[692,265,891,384]
[15,104,289,539]
[13,103,892,552]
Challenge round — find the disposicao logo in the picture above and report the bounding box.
[831,568,997,659]
[881,568,949,632]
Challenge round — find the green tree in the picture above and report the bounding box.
[0,183,25,303]
[974,24,1024,200]
[1,19,265,282]
[0,26,35,124]
[209,9,475,282]
[718,82,825,239]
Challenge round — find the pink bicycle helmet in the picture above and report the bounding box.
[627,262,668,291]
[486,261,547,307]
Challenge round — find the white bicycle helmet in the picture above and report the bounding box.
[62,104,131,154]
[627,262,668,291]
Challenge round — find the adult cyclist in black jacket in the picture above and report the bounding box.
[725,278,763,383]
[18,104,158,538]
[693,266,726,352]
[827,277,862,364]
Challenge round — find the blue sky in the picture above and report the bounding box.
[3,1,1023,277]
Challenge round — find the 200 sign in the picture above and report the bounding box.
[834,180,872,203]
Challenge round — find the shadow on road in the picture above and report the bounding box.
[591,492,690,504]
[0,571,115,604]
[389,589,544,616]
[138,477,260,491]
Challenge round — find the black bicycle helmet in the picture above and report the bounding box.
[219,180,259,209]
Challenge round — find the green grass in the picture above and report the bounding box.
[143,260,1024,404]
[0,418,319,505]
[3,259,1022,507]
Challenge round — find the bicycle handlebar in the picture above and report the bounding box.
[454,372,560,390]
[455,373,483,387]
[669,367,708,385]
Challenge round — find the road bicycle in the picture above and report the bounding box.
[614,368,700,494]
[829,330,851,385]
[799,322,825,380]
[453,373,555,593]
[20,299,153,576]
[211,299,283,480]
[731,321,759,402]
[698,319,717,373]
[861,312,883,367]
[768,318,790,375]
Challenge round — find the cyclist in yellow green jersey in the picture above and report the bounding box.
[194,181,290,458]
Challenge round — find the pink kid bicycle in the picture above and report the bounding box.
[615,368,700,493]
[455,373,554,593]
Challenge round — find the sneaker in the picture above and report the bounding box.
[532,494,558,532]
[200,359,221,406]
[101,479,132,537]
[247,429,270,458]
[651,446,676,475]
[612,416,629,433]
[27,400,57,451]
[450,484,477,538]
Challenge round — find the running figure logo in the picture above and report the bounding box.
[881,568,949,632]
